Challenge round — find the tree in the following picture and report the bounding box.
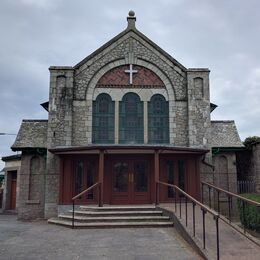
[243,136,260,150]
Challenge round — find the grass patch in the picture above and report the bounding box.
[238,193,260,233]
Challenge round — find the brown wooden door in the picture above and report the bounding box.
[10,179,17,210]
[111,159,151,204]
[73,158,97,204]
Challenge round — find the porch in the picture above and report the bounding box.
[49,145,208,207]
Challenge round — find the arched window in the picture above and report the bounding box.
[119,93,143,144]
[92,93,114,143]
[148,94,169,143]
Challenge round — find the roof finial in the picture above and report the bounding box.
[127,10,136,29]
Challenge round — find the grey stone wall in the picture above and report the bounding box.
[236,143,260,193]
[46,68,73,218]
[44,152,60,219]
[249,143,260,192]
[17,152,45,220]
[212,152,238,217]
[187,69,211,148]
[48,68,74,147]
[213,153,237,193]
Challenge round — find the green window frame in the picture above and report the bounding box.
[119,92,144,144]
[92,93,115,143]
[148,94,169,143]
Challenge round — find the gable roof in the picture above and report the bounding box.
[12,120,48,151]
[211,120,243,147]
[72,15,187,72]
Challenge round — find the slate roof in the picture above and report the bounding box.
[211,121,243,147]
[1,154,21,162]
[12,120,48,151]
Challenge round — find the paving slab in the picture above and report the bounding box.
[0,213,201,260]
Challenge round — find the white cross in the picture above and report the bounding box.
[124,64,138,85]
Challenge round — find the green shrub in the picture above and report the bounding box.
[238,193,260,232]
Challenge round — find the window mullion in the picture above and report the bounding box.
[114,100,119,144]
[144,101,148,144]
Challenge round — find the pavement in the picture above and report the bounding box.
[0,213,201,260]
[160,203,260,260]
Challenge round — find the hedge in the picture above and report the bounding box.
[238,193,260,232]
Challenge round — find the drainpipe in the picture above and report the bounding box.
[201,155,215,171]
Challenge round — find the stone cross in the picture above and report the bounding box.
[125,64,138,85]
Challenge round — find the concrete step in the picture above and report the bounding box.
[49,205,173,229]
[48,218,174,228]
[79,205,156,211]
[69,210,163,217]
[58,214,170,222]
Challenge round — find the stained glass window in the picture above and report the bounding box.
[148,94,169,143]
[119,93,144,144]
[92,93,114,143]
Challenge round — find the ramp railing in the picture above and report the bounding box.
[156,181,220,260]
[201,181,260,246]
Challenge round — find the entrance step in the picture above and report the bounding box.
[48,218,173,228]
[57,214,170,223]
[69,210,163,217]
[79,205,157,211]
[48,205,173,228]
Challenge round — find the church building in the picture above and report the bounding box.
[11,11,243,220]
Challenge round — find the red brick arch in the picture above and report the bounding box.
[97,65,164,88]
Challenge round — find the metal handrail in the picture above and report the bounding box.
[201,181,260,247]
[201,181,260,207]
[72,182,100,201]
[158,181,218,216]
[157,181,220,260]
[71,182,101,228]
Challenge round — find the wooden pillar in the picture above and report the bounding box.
[98,150,104,207]
[154,150,159,204]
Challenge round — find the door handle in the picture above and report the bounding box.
[129,173,134,183]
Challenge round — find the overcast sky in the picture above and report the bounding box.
[1,0,260,169]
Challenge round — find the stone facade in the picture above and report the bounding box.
[17,152,46,220]
[213,153,238,193]
[249,143,260,192]
[237,142,260,193]
[11,12,243,219]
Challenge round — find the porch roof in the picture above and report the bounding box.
[49,144,209,155]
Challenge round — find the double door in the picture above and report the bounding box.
[111,159,151,204]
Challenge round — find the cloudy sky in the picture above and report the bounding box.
[1,0,260,169]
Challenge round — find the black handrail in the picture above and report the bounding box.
[71,182,101,228]
[157,181,220,260]
[201,181,260,241]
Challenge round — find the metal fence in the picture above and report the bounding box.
[237,180,256,194]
